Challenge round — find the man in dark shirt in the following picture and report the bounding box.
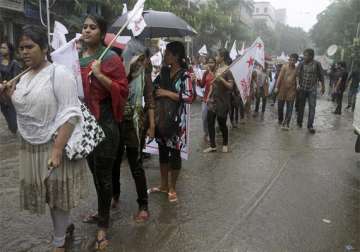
[297,48,325,134]
[333,61,348,115]
[346,65,360,112]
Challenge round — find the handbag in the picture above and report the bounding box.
[51,65,105,160]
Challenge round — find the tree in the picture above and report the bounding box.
[252,19,278,54]
[310,0,360,63]
[275,24,311,55]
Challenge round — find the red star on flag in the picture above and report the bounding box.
[246,57,254,67]
[256,43,263,49]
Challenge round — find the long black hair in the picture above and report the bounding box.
[218,48,232,66]
[166,41,187,69]
[84,14,107,44]
[1,42,15,61]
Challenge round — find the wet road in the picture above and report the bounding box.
[0,97,359,252]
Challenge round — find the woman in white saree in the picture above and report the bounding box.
[2,25,87,252]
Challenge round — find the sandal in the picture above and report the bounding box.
[82,212,99,224]
[95,230,109,251]
[147,187,168,194]
[168,192,178,203]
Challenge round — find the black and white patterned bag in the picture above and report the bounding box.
[65,103,106,160]
[51,65,105,160]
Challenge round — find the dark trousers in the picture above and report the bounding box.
[255,87,267,112]
[278,100,294,125]
[230,98,244,123]
[297,89,317,128]
[208,110,228,148]
[348,90,357,112]
[0,100,17,134]
[87,118,120,229]
[335,92,344,113]
[112,121,148,211]
[230,104,239,124]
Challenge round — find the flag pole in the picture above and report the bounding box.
[3,68,31,88]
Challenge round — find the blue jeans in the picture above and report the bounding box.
[278,100,294,126]
[297,89,317,128]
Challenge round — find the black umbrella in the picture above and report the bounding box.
[109,10,197,38]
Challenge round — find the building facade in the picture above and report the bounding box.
[275,8,287,25]
[237,0,255,28]
[253,1,276,29]
[0,0,25,43]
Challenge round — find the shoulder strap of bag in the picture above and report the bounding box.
[51,64,58,104]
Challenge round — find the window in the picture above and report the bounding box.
[256,8,259,13]
[264,7,268,13]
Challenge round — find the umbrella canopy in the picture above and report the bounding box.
[109,10,197,38]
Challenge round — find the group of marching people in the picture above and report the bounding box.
[192,51,271,154]
[0,15,198,251]
[0,12,357,251]
[193,47,328,146]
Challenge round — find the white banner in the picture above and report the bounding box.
[51,38,84,99]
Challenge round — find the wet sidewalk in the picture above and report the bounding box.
[0,97,359,252]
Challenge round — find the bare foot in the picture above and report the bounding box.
[95,229,109,250]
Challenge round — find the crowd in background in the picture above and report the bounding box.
[0,15,360,252]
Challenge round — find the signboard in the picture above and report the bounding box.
[0,0,24,12]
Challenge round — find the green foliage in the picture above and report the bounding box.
[310,0,360,63]
[275,23,311,55]
[30,0,309,56]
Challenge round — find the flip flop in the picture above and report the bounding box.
[82,213,99,224]
[168,192,178,203]
[147,187,168,194]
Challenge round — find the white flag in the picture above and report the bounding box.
[354,91,360,133]
[51,21,68,50]
[122,3,128,15]
[239,41,245,56]
[198,45,207,56]
[127,0,147,37]
[230,40,238,60]
[252,37,265,67]
[51,38,84,99]
[224,40,229,49]
[229,38,264,102]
